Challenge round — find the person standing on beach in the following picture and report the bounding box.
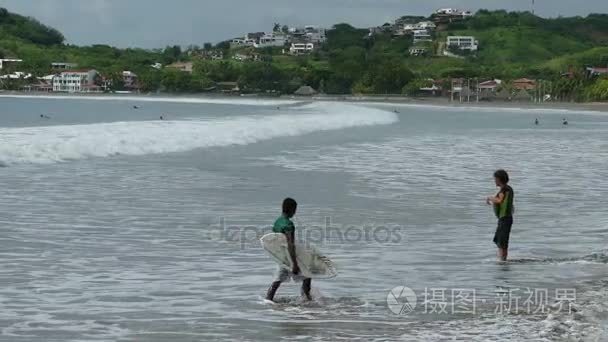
[265,198,312,302]
[486,170,514,262]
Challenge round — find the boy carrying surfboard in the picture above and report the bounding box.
[265,198,312,302]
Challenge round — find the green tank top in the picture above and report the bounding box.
[494,185,514,219]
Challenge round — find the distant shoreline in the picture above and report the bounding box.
[1,91,607,113]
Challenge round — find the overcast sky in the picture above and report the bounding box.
[1,0,607,48]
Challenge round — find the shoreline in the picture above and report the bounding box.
[1,91,607,113]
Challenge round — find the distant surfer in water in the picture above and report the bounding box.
[535,118,539,125]
[40,114,51,119]
[486,170,514,262]
[563,118,568,125]
[265,198,312,302]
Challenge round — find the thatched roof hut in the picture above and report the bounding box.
[294,86,317,96]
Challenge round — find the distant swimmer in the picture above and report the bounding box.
[265,198,312,302]
[394,109,400,113]
[160,115,164,120]
[40,114,51,119]
[563,118,568,126]
[486,170,514,262]
[133,105,140,109]
[535,118,539,125]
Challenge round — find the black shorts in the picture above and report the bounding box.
[493,216,513,249]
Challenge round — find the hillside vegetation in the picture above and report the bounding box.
[1,7,608,101]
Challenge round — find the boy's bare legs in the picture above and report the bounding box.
[497,248,508,262]
[301,278,312,300]
[266,281,281,302]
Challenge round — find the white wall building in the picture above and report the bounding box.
[52,70,99,93]
[289,43,315,55]
[447,36,479,51]
[51,62,78,70]
[413,30,432,43]
[436,8,459,15]
[416,21,437,30]
[0,72,32,80]
[0,58,23,70]
[122,71,138,89]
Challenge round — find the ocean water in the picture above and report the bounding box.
[0,95,606,341]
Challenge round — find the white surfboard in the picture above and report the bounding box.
[260,233,337,279]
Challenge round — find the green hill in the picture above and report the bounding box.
[0,8,63,47]
[0,7,607,100]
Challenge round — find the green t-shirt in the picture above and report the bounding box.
[273,215,295,234]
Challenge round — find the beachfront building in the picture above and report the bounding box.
[122,71,139,90]
[478,79,502,100]
[52,69,99,93]
[0,72,32,80]
[51,62,78,70]
[447,36,479,51]
[413,30,433,43]
[0,58,23,70]
[512,78,537,90]
[289,43,315,55]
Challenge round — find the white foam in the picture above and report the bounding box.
[368,101,608,116]
[0,94,301,106]
[0,103,398,165]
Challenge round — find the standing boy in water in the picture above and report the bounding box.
[486,170,514,262]
[265,198,312,302]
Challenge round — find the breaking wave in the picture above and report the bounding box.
[0,103,398,165]
[0,94,301,106]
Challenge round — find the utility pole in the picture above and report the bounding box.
[451,79,454,102]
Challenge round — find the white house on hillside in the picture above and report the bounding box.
[447,36,479,51]
[0,58,23,70]
[413,30,432,43]
[254,33,288,48]
[289,43,315,55]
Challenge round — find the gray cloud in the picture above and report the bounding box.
[1,0,606,48]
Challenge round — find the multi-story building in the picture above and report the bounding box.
[52,70,99,93]
[446,36,479,51]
